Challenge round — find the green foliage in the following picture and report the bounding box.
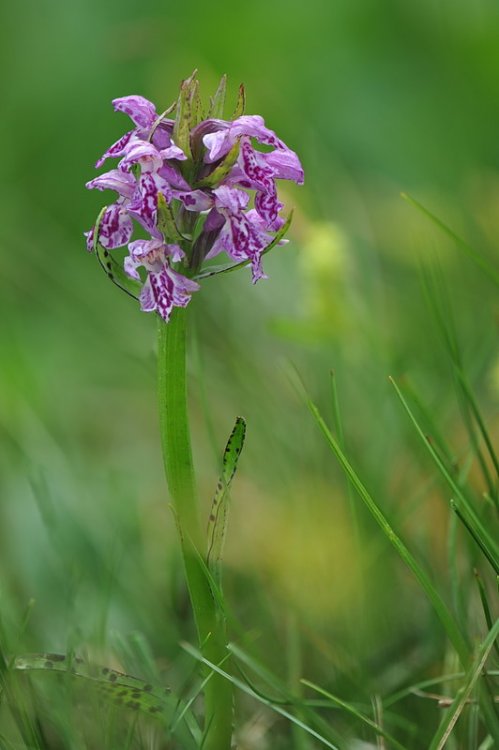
[2,0,499,747]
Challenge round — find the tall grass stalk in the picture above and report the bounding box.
[157,308,232,750]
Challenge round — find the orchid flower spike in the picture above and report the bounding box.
[85,72,304,322]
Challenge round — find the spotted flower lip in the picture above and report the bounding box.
[86,74,303,321]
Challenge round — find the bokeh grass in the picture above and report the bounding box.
[1,0,498,747]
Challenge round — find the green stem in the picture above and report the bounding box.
[157,308,233,750]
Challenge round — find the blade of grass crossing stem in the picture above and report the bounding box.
[301,680,407,750]
[428,619,499,750]
[206,417,246,588]
[182,642,342,750]
[401,193,499,288]
[389,377,499,574]
[228,641,347,747]
[229,643,417,740]
[305,395,470,664]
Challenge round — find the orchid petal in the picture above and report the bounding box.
[98,204,134,249]
[254,184,283,229]
[172,190,213,212]
[112,95,158,129]
[86,169,136,198]
[119,141,163,173]
[160,144,187,161]
[231,115,287,150]
[140,264,199,321]
[124,255,141,280]
[157,164,191,190]
[129,238,185,266]
[239,137,274,192]
[263,149,304,184]
[95,130,135,168]
[213,185,250,213]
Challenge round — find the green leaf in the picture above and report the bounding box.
[390,376,499,575]
[207,417,246,586]
[233,83,246,118]
[195,211,294,280]
[301,680,407,750]
[428,619,499,750]
[208,74,227,119]
[301,384,470,664]
[182,643,341,750]
[93,207,141,300]
[173,70,199,160]
[13,652,201,747]
[194,140,240,188]
[157,192,184,244]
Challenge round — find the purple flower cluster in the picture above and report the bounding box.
[86,74,303,322]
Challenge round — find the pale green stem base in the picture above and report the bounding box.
[157,309,233,750]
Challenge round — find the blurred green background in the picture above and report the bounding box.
[1,0,498,745]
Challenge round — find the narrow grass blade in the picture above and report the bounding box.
[420,267,499,507]
[182,642,341,750]
[401,193,499,287]
[428,619,499,750]
[206,416,246,586]
[474,570,499,660]
[304,392,470,664]
[301,680,408,750]
[390,377,499,573]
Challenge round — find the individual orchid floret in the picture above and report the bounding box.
[140,263,200,322]
[121,239,197,322]
[85,72,303,322]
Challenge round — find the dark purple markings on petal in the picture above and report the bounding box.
[170,269,200,302]
[139,263,199,320]
[95,130,135,168]
[129,173,159,234]
[228,214,266,260]
[98,205,134,249]
[239,139,274,193]
[112,95,158,129]
[232,115,287,150]
[254,185,282,228]
[250,253,267,284]
[171,190,213,212]
[149,267,175,321]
